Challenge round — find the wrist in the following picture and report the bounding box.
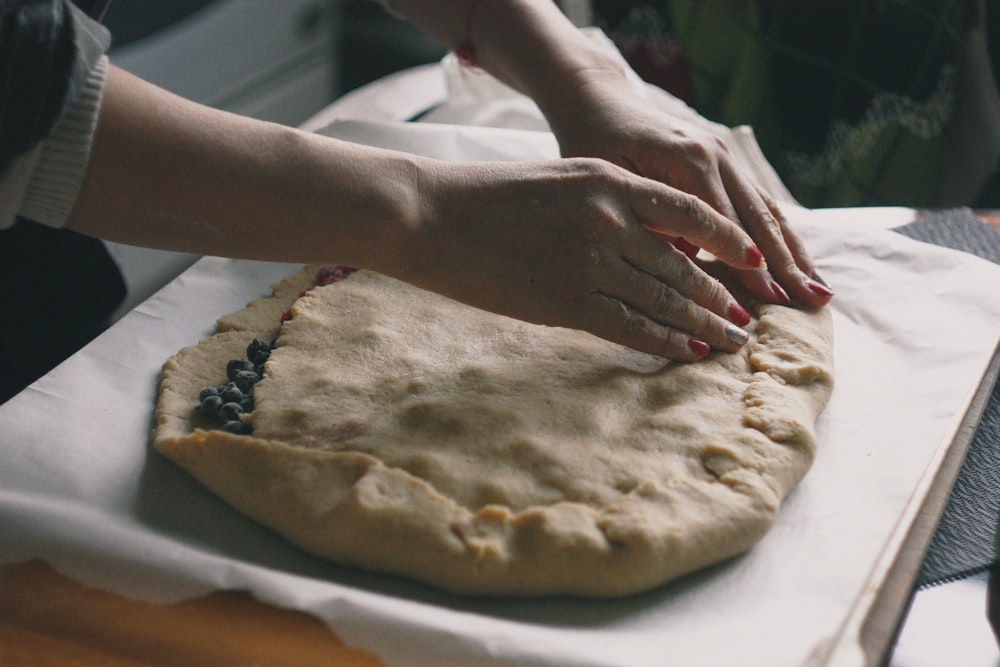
[307,136,431,275]
[538,67,642,158]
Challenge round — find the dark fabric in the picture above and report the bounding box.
[0,1,122,404]
[593,0,970,208]
[758,2,962,156]
[0,0,110,174]
[0,0,76,175]
[917,382,1000,587]
[895,208,1000,265]
[892,209,1000,588]
[0,221,126,404]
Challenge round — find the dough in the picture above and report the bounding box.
[154,265,833,597]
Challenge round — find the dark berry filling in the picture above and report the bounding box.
[198,337,271,435]
[196,265,355,434]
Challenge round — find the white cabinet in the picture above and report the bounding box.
[108,0,339,125]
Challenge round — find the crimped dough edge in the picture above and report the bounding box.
[153,266,833,597]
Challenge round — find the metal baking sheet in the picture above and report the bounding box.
[826,340,1000,666]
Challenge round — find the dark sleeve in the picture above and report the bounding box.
[0,0,111,175]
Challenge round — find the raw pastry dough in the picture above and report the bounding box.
[154,265,833,597]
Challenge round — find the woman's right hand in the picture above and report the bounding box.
[391,157,765,362]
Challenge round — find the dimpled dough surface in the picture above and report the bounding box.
[154,266,833,597]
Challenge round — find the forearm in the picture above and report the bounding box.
[385,0,631,134]
[67,66,425,271]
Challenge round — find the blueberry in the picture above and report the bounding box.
[226,358,255,382]
[246,339,271,366]
[241,395,255,412]
[220,401,244,421]
[233,370,260,394]
[200,394,223,419]
[199,386,220,402]
[220,383,244,404]
[223,420,253,435]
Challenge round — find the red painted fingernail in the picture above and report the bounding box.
[746,245,765,268]
[672,237,701,259]
[728,302,751,326]
[808,279,834,298]
[688,338,711,358]
[770,281,791,303]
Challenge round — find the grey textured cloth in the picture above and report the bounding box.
[894,208,1000,587]
[0,0,110,175]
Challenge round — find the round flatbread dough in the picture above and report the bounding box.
[154,265,833,597]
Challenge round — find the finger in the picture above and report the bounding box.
[595,246,751,354]
[630,182,765,271]
[584,291,722,362]
[718,162,833,307]
[671,236,701,259]
[626,264,748,352]
[687,163,744,227]
[730,265,793,305]
[759,191,834,307]
[646,231,701,259]
[625,235,752,324]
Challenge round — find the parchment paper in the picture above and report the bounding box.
[3,40,1000,666]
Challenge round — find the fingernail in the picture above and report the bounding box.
[810,270,833,293]
[770,281,791,303]
[807,279,834,298]
[673,237,701,259]
[725,323,749,345]
[728,302,751,326]
[688,338,711,358]
[746,245,766,269]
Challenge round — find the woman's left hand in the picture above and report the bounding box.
[546,83,833,309]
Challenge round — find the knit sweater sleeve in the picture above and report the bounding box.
[0,1,111,229]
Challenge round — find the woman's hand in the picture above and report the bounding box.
[545,81,834,309]
[391,158,765,362]
[382,0,830,360]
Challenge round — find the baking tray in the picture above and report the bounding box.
[823,339,1000,666]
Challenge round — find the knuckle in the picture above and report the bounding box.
[676,191,707,224]
[617,308,654,342]
[698,274,730,308]
[756,210,783,240]
[570,156,622,183]
[752,200,779,227]
[679,133,728,168]
[686,140,713,166]
[602,294,660,343]
[757,187,780,212]
[602,294,696,361]
[652,285,684,320]
[711,135,731,155]
[656,327,692,359]
[675,295,711,333]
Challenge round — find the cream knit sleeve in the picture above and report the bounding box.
[0,54,108,230]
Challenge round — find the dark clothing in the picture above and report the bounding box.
[0,223,124,403]
[594,0,994,208]
[0,0,123,404]
[0,0,110,174]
